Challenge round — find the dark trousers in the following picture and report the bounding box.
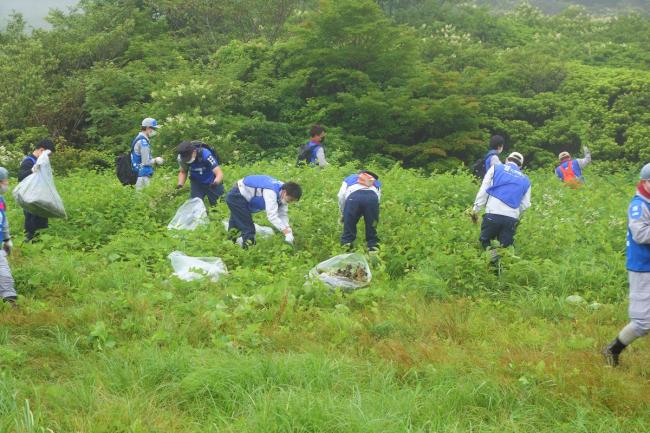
[341,190,380,248]
[24,210,48,241]
[225,186,256,246]
[191,181,224,206]
[479,213,518,249]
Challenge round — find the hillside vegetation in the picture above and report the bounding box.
[0,161,646,432]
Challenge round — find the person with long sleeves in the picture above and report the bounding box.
[18,139,55,242]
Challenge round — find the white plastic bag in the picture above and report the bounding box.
[221,219,274,238]
[308,253,372,290]
[13,152,66,218]
[168,251,227,282]
[168,198,208,230]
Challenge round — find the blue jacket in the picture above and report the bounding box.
[306,141,322,164]
[0,196,9,241]
[242,175,283,213]
[185,148,220,185]
[484,149,499,173]
[627,195,650,272]
[130,133,153,177]
[486,163,531,209]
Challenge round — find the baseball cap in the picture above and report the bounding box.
[507,152,524,166]
[558,151,571,161]
[141,117,159,129]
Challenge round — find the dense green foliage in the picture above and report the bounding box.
[0,0,649,171]
[0,161,646,431]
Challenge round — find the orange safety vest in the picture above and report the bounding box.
[559,160,581,188]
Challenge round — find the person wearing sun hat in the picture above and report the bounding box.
[131,117,164,191]
[471,151,531,254]
[0,167,17,307]
[555,146,591,186]
[603,163,650,367]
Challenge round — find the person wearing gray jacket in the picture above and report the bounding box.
[0,167,16,307]
[603,163,650,366]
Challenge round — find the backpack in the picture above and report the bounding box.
[190,141,220,163]
[471,150,498,180]
[296,142,318,166]
[116,153,137,186]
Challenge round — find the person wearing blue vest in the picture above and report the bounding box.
[131,117,164,191]
[18,139,56,242]
[176,141,224,206]
[225,175,302,248]
[338,170,381,250]
[0,167,16,307]
[555,147,591,185]
[603,163,650,367]
[301,125,328,167]
[471,152,531,255]
[484,135,504,173]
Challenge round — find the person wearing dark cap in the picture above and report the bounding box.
[176,141,224,206]
[471,152,531,260]
[603,163,650,367]
[555,146,591,186]
[18,139,56,242]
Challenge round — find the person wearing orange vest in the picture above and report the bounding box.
[555,146,591,185]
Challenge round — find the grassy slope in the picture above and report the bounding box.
[0,160,646,433]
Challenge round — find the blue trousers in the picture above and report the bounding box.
[191,181,224,206]
[479,213,518,249]
[341,190,379,248]
[225,186,256,246]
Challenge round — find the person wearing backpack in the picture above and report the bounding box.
[555,146,591,187]
[470,152,531,261]
[131,117,164,191]
[176,141,225,206]
[297,125,328,167]
[225,175,302,248]
[0,167,17,307]
[338,170,381,251]
[472,135,504,179]
[603,164,650,367]
[18,139,55,242]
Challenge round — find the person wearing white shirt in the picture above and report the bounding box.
[471,152,531,253]
[225,175,302,248]
[338,171,381,250]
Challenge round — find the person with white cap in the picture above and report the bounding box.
[555,146,591,186]
[603,163,650,367]
[131,117,164,190]
[471,152,531,255]
[0,167,17,307]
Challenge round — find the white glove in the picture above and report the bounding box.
[153,157,164,165]
[284,232,295,245]
[3,239,12,255]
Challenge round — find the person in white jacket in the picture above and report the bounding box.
[338,170,381,250]
[225,175,302,248]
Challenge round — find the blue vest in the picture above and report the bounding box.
[555,159,583,181]
[627,196,650,272]
[306,141,321,164]
[130,133,153,177]
[0,197,7,238]
[188,148,219,184]
[242,175,283,213]
[484,150,499,173]
[23,155,37,166]
[486,163,531,209]
[343,174,382,189]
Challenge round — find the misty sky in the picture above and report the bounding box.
[0,0,79,29]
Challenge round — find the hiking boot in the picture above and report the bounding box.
[602,344,620,367]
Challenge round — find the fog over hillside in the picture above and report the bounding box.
[0,0,79,29]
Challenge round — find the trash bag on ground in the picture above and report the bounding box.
[13,152,66,218]
[308,253,372,290]
[168,198,208,230]
[221,220,274,238]
[168,251,227,282]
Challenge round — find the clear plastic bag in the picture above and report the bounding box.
[13,152,66,218]
[221,219,274,238]
[308,253,372,290]
[168,251,227,282]
[168,198,208,230]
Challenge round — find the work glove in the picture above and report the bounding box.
[3,239,12,255]
[284,232,295,245]
[339,214,344,225]
[470,211,479,225]
[153,157,164,165]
